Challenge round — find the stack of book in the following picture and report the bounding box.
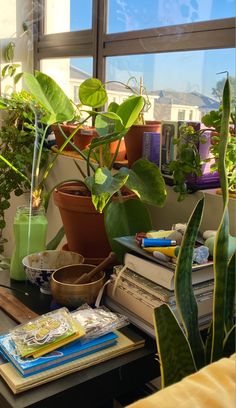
[0,305,145,393]
[105,236,214,338]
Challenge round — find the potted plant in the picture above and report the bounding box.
[153,78,235,388]
[202,106,236,197]
[22,72,167,263]
[117,77,161,167]
[169,99,236,202]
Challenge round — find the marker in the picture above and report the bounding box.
[141,238,176,248]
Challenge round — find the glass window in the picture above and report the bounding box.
[44,0,92,34]
[178,109,185,120]
[106,48,235,122]
[107,0,235,33]
[40,57,93,103]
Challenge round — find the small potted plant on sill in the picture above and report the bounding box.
[201,104,236,197]
[114,77,161,167]
[168,122,221,201]
[22,72,167,263]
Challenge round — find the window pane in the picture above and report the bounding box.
[40,57,93,103]
[44,0,92,34]
[107,0,235,33]
[106,49,235,121]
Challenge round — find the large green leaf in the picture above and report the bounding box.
[85,167,129,212]
[104,198,152,262]
[79,78,108,108]
[125,158,167,207]
[115,95,144,129]
[154,305,197,388]
[175,197,205,369]
[23,71,75,125]
[46,226,65,250]
[95,112,123,137]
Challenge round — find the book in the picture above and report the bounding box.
[0,329,145,394]
[9,308,85,358]
[0,332,118,377]
[106,279,213,321]
[115,235,213,272]
[113,266,214,304]
[142,132,161,167]
[105,297,213,338]
[121,251,214,290]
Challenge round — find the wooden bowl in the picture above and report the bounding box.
[50,264,105,308]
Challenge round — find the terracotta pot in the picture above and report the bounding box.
[52,123,78,151]
[54,182,135,260]
[73,126,97,151]
[110,138,127,161]
[124,121,161,167]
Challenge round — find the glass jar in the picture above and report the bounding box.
[10,206,48,281]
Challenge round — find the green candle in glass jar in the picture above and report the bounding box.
[10,206,48,281]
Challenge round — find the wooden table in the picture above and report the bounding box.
[0,270,159,408]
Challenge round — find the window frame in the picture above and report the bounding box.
[34,0,235,83]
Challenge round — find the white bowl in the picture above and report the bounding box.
[22,250,84,294]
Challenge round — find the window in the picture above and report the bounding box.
[178,109,185,120]
[35,0,235,122]
[107,0,235,33]
[40,57,93,102]
[44,0,92,34]
[106,48,235,121]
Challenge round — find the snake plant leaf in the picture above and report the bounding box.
[175,197,205,369]
[23,71,75,125]
[224,253,236,332]
[218,78,230,206]
[154,305,197,388]
[85,167,129,213]
[211,208,229,361]
[115,95,144,129]
[79,78,108,108]
[124,158,167,207]
[223,324,236,357]
[211,78,231,362]
[104,199,152,262]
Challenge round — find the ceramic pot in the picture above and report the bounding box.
[110,138,127,161]
[52,123,78,151]
[124,121,161,167]
[73,126,97,151]
[54,182,135,260]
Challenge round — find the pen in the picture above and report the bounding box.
[141,238,176,247]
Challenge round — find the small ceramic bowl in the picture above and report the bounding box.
[22,250,84,294]
[51,264,105,308]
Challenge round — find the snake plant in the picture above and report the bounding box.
[154,77,235,388]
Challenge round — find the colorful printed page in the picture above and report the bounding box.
[9,308,85,358]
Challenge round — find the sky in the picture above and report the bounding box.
[69,0,235,98]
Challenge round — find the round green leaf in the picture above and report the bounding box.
[79,78,108,108]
